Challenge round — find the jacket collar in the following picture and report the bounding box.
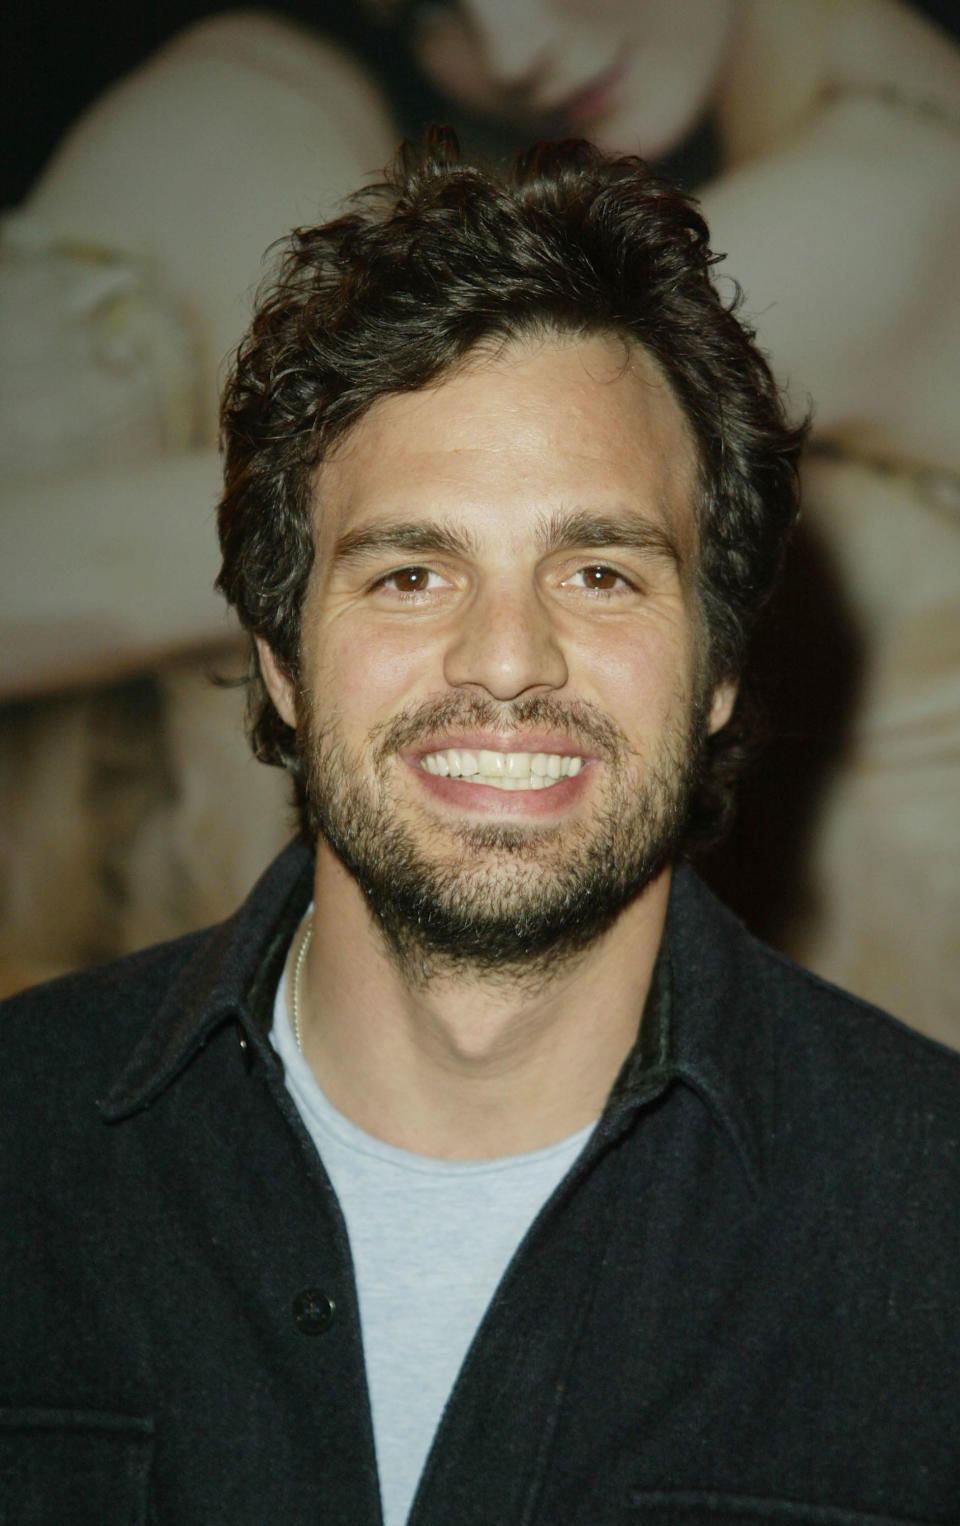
[659,864,767,1193]
[101,842,765,1190]
[100,839,314,1120]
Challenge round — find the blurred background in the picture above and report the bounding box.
[2,0,958,1045]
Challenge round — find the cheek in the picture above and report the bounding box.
[310,618,445,734]
[571,613,699,733]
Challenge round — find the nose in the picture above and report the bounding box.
[465,0,555,88]
[443,578,568,700]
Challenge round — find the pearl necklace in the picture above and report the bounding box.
[290,919,313,1054]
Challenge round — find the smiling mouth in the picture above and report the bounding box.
[420,748,584,792]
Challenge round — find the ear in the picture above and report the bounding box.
[707,677,737,736]
[255,636,298,730]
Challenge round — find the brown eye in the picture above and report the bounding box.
[582,565,620,591]
[390,566,432,592]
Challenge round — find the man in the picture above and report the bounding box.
[2,133,958,1523]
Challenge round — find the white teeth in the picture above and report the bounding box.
[419,748,585,790]
[477,749,504,777]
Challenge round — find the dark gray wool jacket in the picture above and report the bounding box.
[2,839,959,1526]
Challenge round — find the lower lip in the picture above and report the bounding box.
[408,760,593,817]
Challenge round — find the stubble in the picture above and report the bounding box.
[300,691,705,988]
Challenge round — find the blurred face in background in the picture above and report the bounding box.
[395,0,734,159]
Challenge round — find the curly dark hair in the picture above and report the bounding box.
[216,128,806,850]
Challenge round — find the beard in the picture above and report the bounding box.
[300,689,707,987]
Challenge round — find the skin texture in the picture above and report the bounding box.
[259,334,734,1159]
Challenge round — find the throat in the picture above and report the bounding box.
[297,859,668,1159]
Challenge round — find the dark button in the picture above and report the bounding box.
[292,1288,336,1335]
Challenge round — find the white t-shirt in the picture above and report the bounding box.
[272,969,595,1526]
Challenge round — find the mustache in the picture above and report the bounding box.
[371,693,630,762]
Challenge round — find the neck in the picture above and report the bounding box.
[291,846,671,1160]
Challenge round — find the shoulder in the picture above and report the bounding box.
[1,839,312,1119]
[748,935,960,1315]
[669,864,960,1187]
[748,914,960,1123]
[0,930,209,1109]
[763,953,960,1257]
[677,858,960,1066]
[0,934,212,1225]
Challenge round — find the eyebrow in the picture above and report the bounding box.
[331,507,683,569]
[537,509,683,566]
[332,521,479,566]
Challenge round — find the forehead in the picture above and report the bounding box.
[312,334,699,557]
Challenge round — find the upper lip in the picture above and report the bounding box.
[408,732,595,759]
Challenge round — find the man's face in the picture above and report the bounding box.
[261,333,733,981]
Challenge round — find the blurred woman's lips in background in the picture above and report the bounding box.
[543,52,628,129]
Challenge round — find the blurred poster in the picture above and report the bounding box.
[2,0,958,1043]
